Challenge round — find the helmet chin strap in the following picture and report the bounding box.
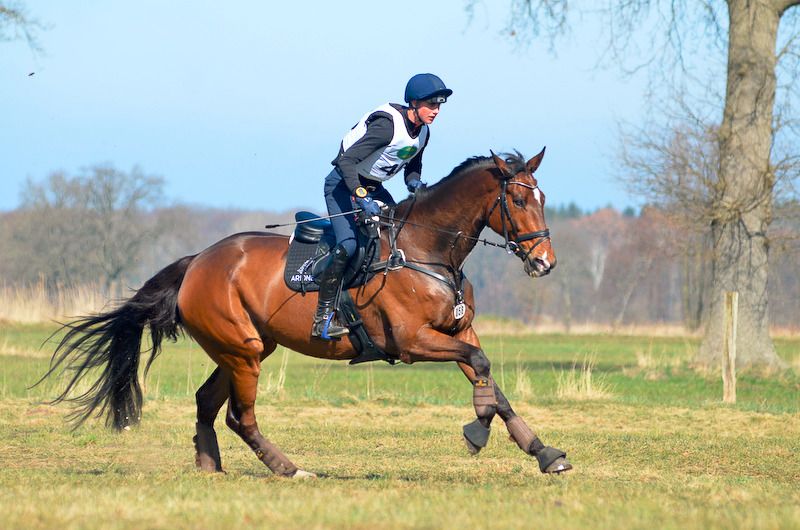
[409,101,423,127]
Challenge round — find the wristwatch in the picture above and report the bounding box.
[354,186,368,198]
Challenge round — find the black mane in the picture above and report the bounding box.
[437,151,527,187]
[444,155,494,182]
[397,151,527,208]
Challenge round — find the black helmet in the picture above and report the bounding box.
[404,73,453,103]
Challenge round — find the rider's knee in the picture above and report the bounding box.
[337,239,357,258]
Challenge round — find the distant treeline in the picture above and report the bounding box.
[467,206,800,331]
[1,165,798,330]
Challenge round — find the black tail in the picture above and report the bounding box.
[38,255,195,430]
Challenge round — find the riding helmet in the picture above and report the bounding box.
[404,73,453,103]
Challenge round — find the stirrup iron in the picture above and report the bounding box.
[321,311,348,339]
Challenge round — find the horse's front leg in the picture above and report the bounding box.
[454,327,572,474]
[403,327,500,449]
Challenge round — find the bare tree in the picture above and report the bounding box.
[574,208,626,321]
[483,0,800,370]
[608,207,674,328]
[548,218,591,332]
[0,1,43,50]
[12,165,165,293]
[619,106,720,332]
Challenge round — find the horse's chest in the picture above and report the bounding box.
[402,275,473,331]
[413,287,473,334]
[432,302,474,334]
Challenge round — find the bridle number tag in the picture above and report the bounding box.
[454,302,466,320]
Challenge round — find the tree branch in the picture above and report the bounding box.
[775,0,800,16]
[0,2,43,51]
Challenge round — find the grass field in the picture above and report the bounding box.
[1,321,798,529]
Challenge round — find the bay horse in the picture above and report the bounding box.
[42,149,571,478]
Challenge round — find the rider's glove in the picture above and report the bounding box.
[406,178,425,193]
[354,195,381,218]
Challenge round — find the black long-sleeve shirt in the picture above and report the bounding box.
[332,103,429,193]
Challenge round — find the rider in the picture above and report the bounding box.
[311,73,453,339]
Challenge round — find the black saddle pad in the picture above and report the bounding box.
[283,211,380,293]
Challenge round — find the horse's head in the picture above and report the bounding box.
[486,148,555,277]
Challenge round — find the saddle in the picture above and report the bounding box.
[283,211,397,365]
[283,211,381,293]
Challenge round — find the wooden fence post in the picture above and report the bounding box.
[722,291,738,404]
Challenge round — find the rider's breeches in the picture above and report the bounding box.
[323,168,394,258]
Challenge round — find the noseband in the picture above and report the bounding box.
[487,178,551,262]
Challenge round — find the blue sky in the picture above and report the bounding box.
[1,1,647,213]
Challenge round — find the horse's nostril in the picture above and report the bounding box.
[534,257,550,270]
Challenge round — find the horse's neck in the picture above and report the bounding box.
[399,168,495,267]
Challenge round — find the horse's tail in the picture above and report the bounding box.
[38,255,196,430]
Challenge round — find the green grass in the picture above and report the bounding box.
[1,322,799,529]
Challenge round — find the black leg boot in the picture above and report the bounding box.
[311,244,350,339]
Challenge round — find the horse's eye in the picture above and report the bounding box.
[513,198,526,208]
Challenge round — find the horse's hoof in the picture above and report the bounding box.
[193,428,223,472]
[462,419,490,455]
[290,469,318,479]
[194,453,225,473]
[463,434,482,455]
[543,457,573,474]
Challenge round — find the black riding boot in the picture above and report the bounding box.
[311,244,350,339]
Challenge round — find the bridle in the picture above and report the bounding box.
[370,174,551,264]
[486,177,551,263]
[369,175,551,311]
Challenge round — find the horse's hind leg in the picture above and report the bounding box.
[224,352,315,478]
[193,367,230,472]
[194,341,278,472]
[191,321,311,478]
[200,330,313,479]
[455,327,572,474]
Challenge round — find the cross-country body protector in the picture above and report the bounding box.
[341,103,428,182]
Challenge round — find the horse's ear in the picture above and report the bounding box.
[526,146,546,175]
[490,150,514,179]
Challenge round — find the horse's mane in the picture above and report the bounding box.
[396,151,527,209]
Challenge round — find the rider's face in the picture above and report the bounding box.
[412,99,441,124]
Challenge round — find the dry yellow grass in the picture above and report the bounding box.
[472,315,699,337]
[0,338,47,358]
[555,356,614,400]
[622,341,696,380]
[513,362,534,400]
[0,280,107,323]
[473,315,800,338]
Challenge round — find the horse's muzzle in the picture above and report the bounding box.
[524,255,555,278]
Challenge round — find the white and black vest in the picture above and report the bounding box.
[341,103,428,182]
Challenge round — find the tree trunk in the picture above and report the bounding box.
[682,231,710,331]
[558,273,573,333]
[696,0,786,371]
[613,255,653,330]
